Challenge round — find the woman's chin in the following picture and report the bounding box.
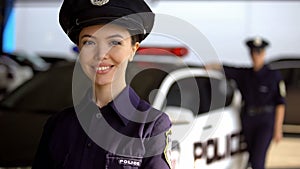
[93,79,112,87]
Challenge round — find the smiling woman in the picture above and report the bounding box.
[78,24,140,103]
[31,0,172,169]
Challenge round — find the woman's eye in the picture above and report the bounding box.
[82,40,95,46]
[109,40,122,46]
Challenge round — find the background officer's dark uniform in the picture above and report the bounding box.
[32,0,172,168]
[223,38,286,169]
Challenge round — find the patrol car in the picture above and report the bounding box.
[128,50,248,169]
[0,47,248,168]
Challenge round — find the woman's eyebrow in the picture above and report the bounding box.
[80,33,126,41]
[106,34,125,39]
[80,34,96,40]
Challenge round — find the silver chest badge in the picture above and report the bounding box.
[90,0,109,6]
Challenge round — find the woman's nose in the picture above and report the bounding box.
[94,45,110,61]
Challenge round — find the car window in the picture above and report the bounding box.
[165,77,234,116]
[0,62,74,113]
[277,67,300,125]
[129,68,167,103]
[126,61,181,103]
[280,68,300,88]
[127,62,234,115]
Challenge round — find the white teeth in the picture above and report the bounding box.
[96,66,110,71]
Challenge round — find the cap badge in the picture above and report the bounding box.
[90,0,109,6]
[253,37,262,47]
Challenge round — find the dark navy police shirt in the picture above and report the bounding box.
[32,86,172,169]
[224,64,285,112]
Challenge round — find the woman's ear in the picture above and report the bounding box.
[130,42,140,62]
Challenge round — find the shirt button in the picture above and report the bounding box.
[87,142,92,148]
[96,113,102,119]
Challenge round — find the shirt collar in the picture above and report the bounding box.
[254,64,269,76]
[109,86,141,126]
[77,86,142,126]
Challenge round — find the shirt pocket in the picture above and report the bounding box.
[106,153,143,169]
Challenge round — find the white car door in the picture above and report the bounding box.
[152,68,248,169]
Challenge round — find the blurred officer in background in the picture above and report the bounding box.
[207,36,286,169]
[32,0,172,169]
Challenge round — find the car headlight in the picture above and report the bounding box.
[171,140,180,169]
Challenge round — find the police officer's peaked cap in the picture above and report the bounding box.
[59,0,154,44]
[245,36,270,50]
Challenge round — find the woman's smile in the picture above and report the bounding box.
[94,63,114,74]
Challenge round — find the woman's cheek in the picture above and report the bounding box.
[112,51,131,64]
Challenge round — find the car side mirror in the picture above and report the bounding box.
[164,106,194,124]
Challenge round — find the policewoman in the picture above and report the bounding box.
[223,37,286,169]
[32,0,172,169]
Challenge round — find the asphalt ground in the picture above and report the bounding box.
[266,134,300,169]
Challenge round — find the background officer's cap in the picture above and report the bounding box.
[245,36,270,50]
[59,0,154,44]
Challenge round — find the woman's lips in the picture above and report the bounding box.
[95,65,114,74]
